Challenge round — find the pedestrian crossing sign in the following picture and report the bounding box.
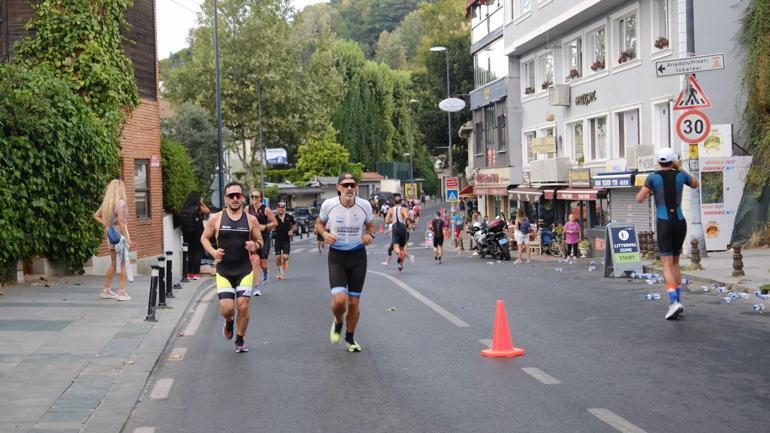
[674,75,711,110]
[446,189,459,202]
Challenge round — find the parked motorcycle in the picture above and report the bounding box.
[468,219,511,261]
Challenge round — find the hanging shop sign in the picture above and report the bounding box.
[592,171,637,189]
[531,136,557,154]
[698,124,733,158]
[568,168,591,188]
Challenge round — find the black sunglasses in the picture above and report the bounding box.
[340,183,357,189]
[226,192,243,200]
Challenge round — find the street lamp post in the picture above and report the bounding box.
[406,99,419,200]
[213,0,225,209]
[430,46,452,179]
[404,152,413,197]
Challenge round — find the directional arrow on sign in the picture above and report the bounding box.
[657,64,665,75]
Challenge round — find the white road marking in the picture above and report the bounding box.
[133,428,155,433]
[408,242,414,246]
[182,283,216,336]
[588,408,649,433]
[368,271,469,328]
[294,248,305,253]
[522,367,561,385]
[149,378,174,400]
[409,255,415,263]
[168,347,187,360]
[479,338,492,348]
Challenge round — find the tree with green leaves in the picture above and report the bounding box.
[160,139,198,214]
[163,0,344,188]
[161,102,219,194]
[297,124,363,180]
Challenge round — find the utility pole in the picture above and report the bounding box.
[258,80,264,189]
[685,0,706,256]
[213,0,225,209]
[444,50,453,179]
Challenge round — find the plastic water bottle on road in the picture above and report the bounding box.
[752,304,766,312]
[722,296,733,304]
[644,293,661,301]
[588,261,597,272]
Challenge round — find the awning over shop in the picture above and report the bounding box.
[557,188,604,201]
[508,186,543,202]
[475,186,508,196]
[591,171,637,189]
[459,184,475,198]
[544,189,556,200]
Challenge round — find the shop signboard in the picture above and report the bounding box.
[699,156,752,251]
[637,155,657,172]
[531,136,557,154]
[698,124,733,158]
[592,171,636,188]
[265,148,288,165]
[603,223,643,278]
[568,168,591,188]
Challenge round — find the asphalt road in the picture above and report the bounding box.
[123,206,770,433]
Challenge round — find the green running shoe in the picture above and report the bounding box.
[345,340,362,352]
[329,320,342,344]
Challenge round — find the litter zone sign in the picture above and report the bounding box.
[603,223,643,277]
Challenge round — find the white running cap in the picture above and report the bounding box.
[657,147,678,163]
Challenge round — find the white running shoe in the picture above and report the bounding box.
[665,302,684,320]
[253,288,262,296]
[513,259,522,264]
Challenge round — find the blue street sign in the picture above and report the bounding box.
[446,189,459,202]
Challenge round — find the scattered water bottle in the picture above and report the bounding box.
[644,293,661,301]
[554,267,563,272]
[681,278,691,285]
[738,293,749,299]
[646,279,656,286]
[752,304,766,312]
[729,292,740,300]
[754,291,770,301]
[701,285,710,292]
[588,261,597,272]
[630,271,637,279]
[716,286,727,293]
[722,296,733,304]
[657,276,665,284]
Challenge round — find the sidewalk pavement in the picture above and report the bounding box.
[0,273,211,433]
[645,246,770,292]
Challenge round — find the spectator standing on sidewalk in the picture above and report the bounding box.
[179,192,210,280]
[452,211,464,251]
[636,147,698,320]
[513,208,532,264]
[563,214,580,259]
[93,179,136,301]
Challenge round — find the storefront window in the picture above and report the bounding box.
[589,198,609,228]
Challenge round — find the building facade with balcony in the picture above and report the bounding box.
[468,0,524,221]
[503,0,747,253]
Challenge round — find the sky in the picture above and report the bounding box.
[156,0,329,60]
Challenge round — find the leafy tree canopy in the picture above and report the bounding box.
[161,102,219,194]
[296,123,363,180]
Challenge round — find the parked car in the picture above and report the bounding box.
[292,207,313,238]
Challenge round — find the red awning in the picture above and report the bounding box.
[459,184,474,198]
[556,188,604,201]
[544,189,556,200]
[475,186,508,196]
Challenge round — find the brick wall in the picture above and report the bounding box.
[97,99,164,259]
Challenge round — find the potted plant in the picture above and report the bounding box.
[566,68,581,80]
[654,36,669,49]
[590,59,605,71]
[541,79,553,90]
[617,49,635,64]
[524,86,535,95]
[578,239,591,258]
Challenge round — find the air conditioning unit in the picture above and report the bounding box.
[529,158,571,183]
[549,84,570,106]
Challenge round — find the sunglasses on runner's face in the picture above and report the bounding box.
[340,182,357,189]
[226,192,243,200]
[251,195,260,199]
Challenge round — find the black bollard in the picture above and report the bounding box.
[181,243,189,283]
[145,265,159,322]
[165,251,176,298]
[157,256,167,308]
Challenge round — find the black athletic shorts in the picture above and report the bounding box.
[275,239,290,255]
[657,218,687,257]
[257,231,271,259]
[316,231,324,242]
[433,236,444,248]
[392,228,407,248]
[328,247,367,297]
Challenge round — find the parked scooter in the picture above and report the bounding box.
[468,218,511,260]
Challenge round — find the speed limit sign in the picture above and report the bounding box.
[676,110,711,143]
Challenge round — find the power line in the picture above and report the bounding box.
[167,0,198,14]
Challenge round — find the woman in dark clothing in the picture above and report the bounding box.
[179,192,210,279]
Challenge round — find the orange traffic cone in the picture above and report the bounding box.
[377,223,384,234]
[481,300,525,358]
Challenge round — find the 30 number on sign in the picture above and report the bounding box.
[676,110,711,143]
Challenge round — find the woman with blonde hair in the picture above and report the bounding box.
[93,179,136,301]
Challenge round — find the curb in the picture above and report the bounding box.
[81,277,213,433]
[643,263,752,293]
